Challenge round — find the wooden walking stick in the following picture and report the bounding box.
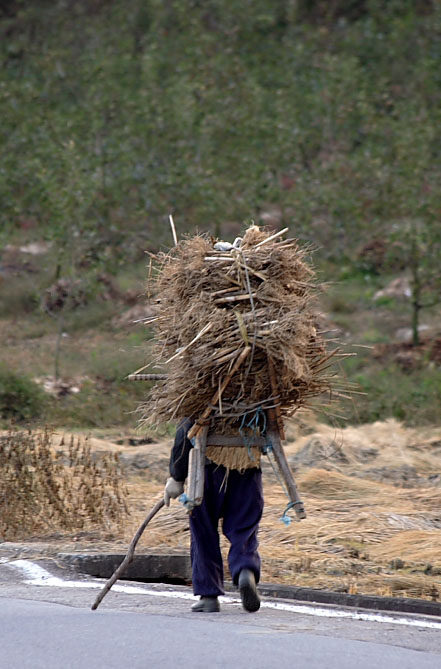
[91,497,165,611]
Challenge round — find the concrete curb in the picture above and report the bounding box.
[255,583,441,618]
[59,552,192,584]
[59,552,441,618]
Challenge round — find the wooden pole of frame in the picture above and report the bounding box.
[183,424,209,512]
[266,356,306,520]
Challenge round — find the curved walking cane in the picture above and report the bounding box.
[91,497,165,610]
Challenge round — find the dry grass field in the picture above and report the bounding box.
[5,417,439,602]
[128,418,441,601]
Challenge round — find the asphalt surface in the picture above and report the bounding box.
[1,557,441,669]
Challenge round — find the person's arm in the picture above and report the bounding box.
[169,417,194,481]
[164,417,194,506]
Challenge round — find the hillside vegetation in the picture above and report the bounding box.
[0,0,440,428]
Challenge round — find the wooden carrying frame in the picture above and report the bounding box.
[183,414,306,520]
[183,355,306,519]
[130,352,306,520]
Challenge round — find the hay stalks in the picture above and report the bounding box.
[139,226,341,429]
[0,428,129,540]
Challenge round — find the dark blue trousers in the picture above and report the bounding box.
[189,463,264,596]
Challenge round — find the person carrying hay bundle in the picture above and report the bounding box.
[164,416,263,613]
[140,225,338,614]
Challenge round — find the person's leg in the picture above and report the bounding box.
[189,463,226,597]
[222,467,263,585]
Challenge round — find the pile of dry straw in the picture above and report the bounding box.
[140,226,338,431]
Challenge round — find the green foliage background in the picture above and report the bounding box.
[1,1,440,427]
[2,1,440,256]
[0,364,47,421]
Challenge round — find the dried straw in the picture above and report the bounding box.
[139,226,339,429]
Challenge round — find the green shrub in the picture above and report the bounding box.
[0,277,39,316]
[87,346,145,384]
[62,301,118,333]
[0,366,47,422]
[48,379,146,429]
[337,363,441,426]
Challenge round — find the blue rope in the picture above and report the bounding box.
[179,492,197,513]
[280,500,305,525]
[280,501,296,526]
[239,407,267,460]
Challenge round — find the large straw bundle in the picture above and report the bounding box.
[139,226,337,431]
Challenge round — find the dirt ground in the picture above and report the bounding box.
[4,416,440,602]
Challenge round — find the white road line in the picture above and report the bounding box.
[5,559,441,630]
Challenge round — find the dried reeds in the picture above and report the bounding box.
[139,226,339,429]
[0,428,129,540]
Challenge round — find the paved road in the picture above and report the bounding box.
[1,557,441,668]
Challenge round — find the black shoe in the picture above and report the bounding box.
[191,596,220,613]
[238,569,261,612]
